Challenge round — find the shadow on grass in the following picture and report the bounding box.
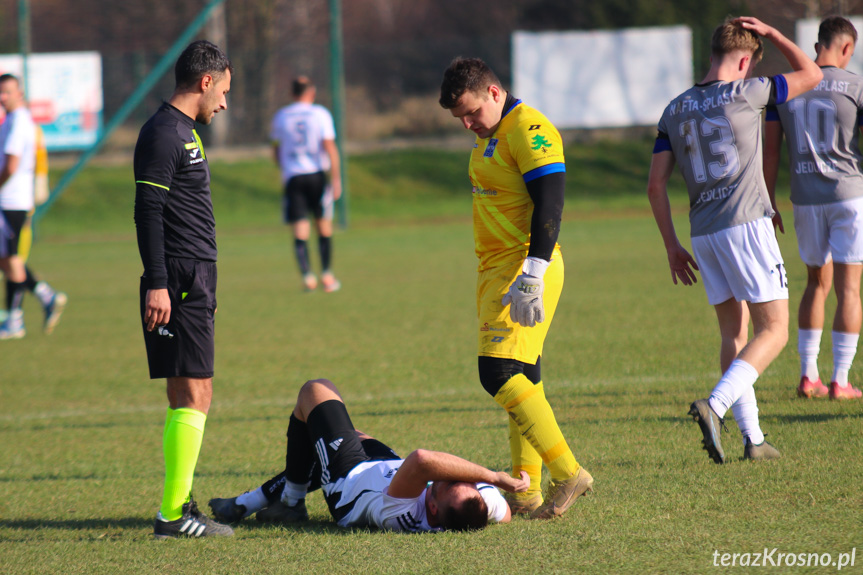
[7,403,498,435]
[0,467,287,483]
[0,517,355,538]
[593,411,863,427]
[354,404,496,419]
[763,412,863,424]
[0,419,155,433]
[0,517,153,532]
[233,518,348,536]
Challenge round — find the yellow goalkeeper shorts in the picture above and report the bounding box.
[476,248,563,364]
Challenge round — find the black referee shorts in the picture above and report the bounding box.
[306,399,399,521]
[140,258,217,379]
[282,171,328,223]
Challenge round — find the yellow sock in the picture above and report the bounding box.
[163,407,174,445]
[494,375,579,482]
[509,417,542,494]
[160,408,206,520]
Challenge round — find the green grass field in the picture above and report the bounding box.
[1,140,861,574]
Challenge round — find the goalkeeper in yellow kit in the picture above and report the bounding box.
[439,57,592,519]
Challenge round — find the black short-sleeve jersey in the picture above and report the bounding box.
[134,102,217,289]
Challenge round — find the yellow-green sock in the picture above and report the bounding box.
[163,407,174,445]
[494,375,579,482]
[159,408,206,520]
[508,417,542,494]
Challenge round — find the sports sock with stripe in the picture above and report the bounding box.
[319,236,332,273]
[294,239,311,275]
[709,359,759,418]
[831,331,859,387]
[508,417,542,494]
[494,375,578,482]
[798,328,822,381]
[160,407,206,521]
[283,413,313,504]
[261,472,287,504]
[6,280,26,312]
[23,267,38,291]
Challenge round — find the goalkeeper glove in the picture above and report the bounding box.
[502,258,549,327]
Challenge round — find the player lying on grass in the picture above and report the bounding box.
[209,378,529,532]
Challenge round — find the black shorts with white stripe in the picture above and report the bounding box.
[306,399,399,522]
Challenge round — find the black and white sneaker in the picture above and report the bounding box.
[208,496,249,524]
[153,498,234,539]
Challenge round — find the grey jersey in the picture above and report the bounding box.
[768,66,863,205]
[656,77,785,237]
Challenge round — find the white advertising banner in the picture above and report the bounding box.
[513,26,693,129]
[0,51,103,151]
[796,17,863,76]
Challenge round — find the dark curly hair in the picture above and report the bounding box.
[439,57,502,109]
[175,40,232,90]
[437,491,489,531]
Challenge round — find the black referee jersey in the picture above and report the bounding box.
[134,102,217,290]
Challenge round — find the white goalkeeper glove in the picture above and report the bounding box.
[502,258,549,327]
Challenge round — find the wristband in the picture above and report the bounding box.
[522,256,550,278]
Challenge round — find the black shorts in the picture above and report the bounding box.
[2,210,28,257]
[306,400,399,521]
[140,258,217,379]
[282,171,329,223]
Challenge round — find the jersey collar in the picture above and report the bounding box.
[484,92,521,140]
[501,92,521,119]
[161,101,196,127]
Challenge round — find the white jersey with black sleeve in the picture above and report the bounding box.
[654,75,789,237]
[324,459,508,532]
[767,66,863,206]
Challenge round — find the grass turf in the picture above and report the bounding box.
[1,140,860,573]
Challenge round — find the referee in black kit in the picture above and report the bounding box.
[133,40,234,539]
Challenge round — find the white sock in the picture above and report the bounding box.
[798,328,822,381]
[5,309,23,328]
[280,480,310,506]
[33,281,54,307]
[236,488,269,515]
[831,331,859,387]
[709,359,759,418]
[730,385,764,446]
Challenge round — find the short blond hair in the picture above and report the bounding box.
[711,19,764,63]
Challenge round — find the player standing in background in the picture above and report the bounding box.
[439,57,592,519]
[0,73,66,340]
[271,77,342,293]
[648,18,822,463]
[134,40,234,538]
[764,16,863,401]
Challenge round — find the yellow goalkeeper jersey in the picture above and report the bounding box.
[469,99,565,270]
